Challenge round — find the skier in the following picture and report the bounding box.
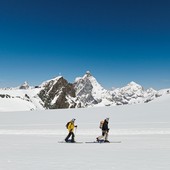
[96,118,110,143]
[65,118,77,143]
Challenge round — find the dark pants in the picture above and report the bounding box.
[65,131,75,142]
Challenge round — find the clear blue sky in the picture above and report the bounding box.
[0,0,170,90]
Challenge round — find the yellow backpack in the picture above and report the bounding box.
[66,122,70,129]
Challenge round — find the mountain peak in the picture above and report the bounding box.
[19,81,29,89]
[83,71,92,78]
[128,81,141,87]
[86,70,91,76]
[38,76,77,109]
[40,76,63,87]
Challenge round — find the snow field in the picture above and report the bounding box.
[0,95,170,170]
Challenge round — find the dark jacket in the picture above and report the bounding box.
[102,120,109,131]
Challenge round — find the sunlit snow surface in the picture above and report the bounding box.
[0,95,170,170]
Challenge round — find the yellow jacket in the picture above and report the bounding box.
[68,122,75,132]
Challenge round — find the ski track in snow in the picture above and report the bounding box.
[0,127,170,136]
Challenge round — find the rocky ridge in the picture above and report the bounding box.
[0,71,170,111]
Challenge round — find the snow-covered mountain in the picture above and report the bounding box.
[0,72,170,111]
[38,76,80,109]
[74,71,113,107]
[111,81,158,105]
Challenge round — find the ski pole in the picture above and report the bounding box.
[74,125,77,134]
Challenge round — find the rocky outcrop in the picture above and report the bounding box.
[38,76,79,109]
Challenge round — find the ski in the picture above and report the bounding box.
[85,141,121,144]
[58,141,83,144]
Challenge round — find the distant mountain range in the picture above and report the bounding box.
[0,71,170,111]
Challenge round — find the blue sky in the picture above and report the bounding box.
[0,0,170,90]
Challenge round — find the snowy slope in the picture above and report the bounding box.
[40,76,62,88]
[0,92,170,170]
[0,88,44,112]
